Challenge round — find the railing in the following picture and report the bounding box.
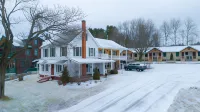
[98,53,127,60]
[98,53,109,59]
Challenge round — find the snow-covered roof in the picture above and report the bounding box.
[128,45,200,53]
[155,46,188,52]
[69,58,115,64]
[94,38,127,50]
[13,37,24,47]
[41,31,80,48]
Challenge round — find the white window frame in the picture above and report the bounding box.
[50,48,55,57]
[56,65,63,73]
[45,64,49,71]
[60,47,67,56]
[43,49,49,57]
[89,48,95,56]
[73,47,82,56]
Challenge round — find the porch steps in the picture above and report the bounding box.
[37,76,51,83]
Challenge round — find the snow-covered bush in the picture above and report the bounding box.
[18,74,24,81]
[110,69,118,74]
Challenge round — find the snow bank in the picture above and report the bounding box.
[168,87,200,112]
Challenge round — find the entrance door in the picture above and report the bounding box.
[186,56,192,61]
[51,64,54,75]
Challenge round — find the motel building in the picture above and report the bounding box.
[123,46,200,62]
[37,21,128,80]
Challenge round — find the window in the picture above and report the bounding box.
[89,48,95,56]
[20,61,25,67]
[56,65,63,72]
[43,49,49,57]
[26,50,30,56]
[73,47,82,56]
[153,53,155,56]
[182,52,184,56]
[145,54,148,57]
[34,40,38,45]
[149,53,152,57]
[50,48,55,57]
[198,52,200,56]
[45,64,49,71]
[185,52,188,55]
[159,53,161,56]
[176,52,179,57]
[60,47,67,56]
[34,49,38,56]
[163,52,166,57]
[134,54,137,57]
[112,51,117,55]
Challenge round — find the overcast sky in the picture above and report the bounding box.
[39,0,200,29]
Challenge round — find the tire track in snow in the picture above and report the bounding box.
[97,81,155,112]
[144,82,179,112]
[122,82,168,112]
[74,78,153,112]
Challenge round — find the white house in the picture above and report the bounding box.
[37,21,128,79]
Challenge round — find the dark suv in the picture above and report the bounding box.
[124,64,146,72]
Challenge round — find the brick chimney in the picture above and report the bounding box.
[82,20,86,58]
[82,20,87,76]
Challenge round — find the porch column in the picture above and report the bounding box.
[126,50,128,64]
[103,63,105,75]
[92,63,94,76]
[79,64,81,78]
[111,49,113,69]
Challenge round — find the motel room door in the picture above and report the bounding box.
[51,64,54,75]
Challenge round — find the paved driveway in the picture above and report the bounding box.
[59,64,200,112]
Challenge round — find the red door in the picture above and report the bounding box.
[51,64,54,75]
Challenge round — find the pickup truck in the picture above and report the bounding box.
[124,64,146,72]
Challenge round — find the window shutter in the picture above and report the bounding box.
[73,47,75,56]
[89,48,90,56]
[94,48,95,56]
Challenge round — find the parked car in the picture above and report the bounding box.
[124,64,146,72]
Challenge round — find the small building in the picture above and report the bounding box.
[124,46,200,62]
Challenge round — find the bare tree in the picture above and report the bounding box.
[160,21,171,46]
[182,18,198,45]
[0,0,84,98]
[170,18,181,45]
[119,19,157,61]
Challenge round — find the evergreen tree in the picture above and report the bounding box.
[60,67,70,84]
[93,67,100,80]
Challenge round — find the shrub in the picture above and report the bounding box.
[93,67,100,80]
[110,69,118,74]
[60,66,70,85]
[18,74,24,81]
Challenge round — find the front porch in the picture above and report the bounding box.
[180,47,198,61]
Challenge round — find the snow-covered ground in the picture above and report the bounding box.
[1,64,200,112]
[0,75,108,112]
[168,87,200,112]
[59,64,200,112]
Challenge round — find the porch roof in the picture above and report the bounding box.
[68,58,115,64]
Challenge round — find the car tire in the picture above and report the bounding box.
[136,69,139,72]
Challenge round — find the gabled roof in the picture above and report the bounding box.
[94,38,127,50]
[153,46,188,52]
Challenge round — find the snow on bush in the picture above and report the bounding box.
[168,87,200,112]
